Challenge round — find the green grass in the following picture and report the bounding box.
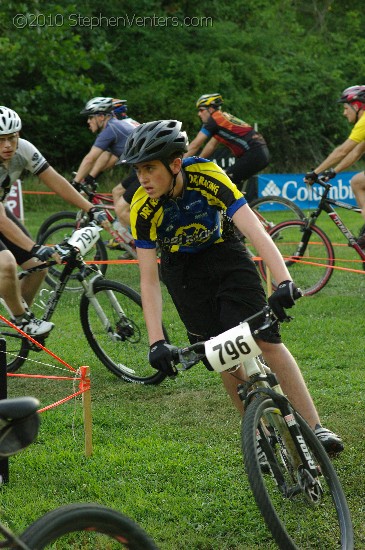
[1,192,365,549]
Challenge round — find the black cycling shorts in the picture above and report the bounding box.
[0,208,34,265]
[230,145,270,192]
[160,239,281,353]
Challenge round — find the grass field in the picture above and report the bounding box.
[1,190,365,549]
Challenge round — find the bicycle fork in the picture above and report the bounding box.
[264,393,324,503]
[82,278,134,342]
[239,362,323,503]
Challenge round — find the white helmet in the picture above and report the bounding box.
[80,97,113,116]
[0,107,22,134]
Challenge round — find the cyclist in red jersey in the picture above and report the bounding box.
[185,94,270,199]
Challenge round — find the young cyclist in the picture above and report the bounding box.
[184,93,270,200]
[0,106,107,335]
[305,85,365,244]
[122,119,343,456]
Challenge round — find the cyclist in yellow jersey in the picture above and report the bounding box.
[305,86,365,241]
[123,119,343,456]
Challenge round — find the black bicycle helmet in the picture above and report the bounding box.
[121,120,188,165]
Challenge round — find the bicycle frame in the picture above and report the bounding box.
[23,246,130,344]
[74,182,135,252]
[24,249,103,324]
[304,179,365,260]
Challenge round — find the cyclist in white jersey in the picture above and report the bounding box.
[0,106,107,336]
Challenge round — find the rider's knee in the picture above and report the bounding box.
[0,250,17,276]
[350,171,365,192]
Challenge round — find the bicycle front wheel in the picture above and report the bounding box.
[36,211,77,242]
[258,220,335,296]
[242,396,353,550]
[20,503,158,549]
[39,223,108,292]
[80,279,167,384]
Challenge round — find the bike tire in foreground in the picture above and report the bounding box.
[20,503,159,549]
[242,396,353,549]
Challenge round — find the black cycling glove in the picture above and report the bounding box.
[304,170,319,185]
[322,168,337,180]
[268,280,302,321]
[30,244,57,262]
[88,207,108,225]
[149,340,177,376]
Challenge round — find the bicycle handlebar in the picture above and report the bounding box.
[168,305,290,372]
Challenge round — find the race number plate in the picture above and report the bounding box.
[204,322,262,372]
[67,226,101,255]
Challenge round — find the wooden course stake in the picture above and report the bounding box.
[80,366,92,456]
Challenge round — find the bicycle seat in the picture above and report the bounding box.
[0,397,39,420]
[0,397,40,457]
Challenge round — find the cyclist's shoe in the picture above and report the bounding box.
[106,238,123,250]
[118,250,134,260]
[13,313,54,337]
[314,425,344,456]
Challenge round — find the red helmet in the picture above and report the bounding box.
[337,85,365,110]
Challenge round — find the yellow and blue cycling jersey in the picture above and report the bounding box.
[130,157,246,253]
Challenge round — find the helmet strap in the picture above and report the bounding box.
[159,162,179,203]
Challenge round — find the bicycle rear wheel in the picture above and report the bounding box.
[39,223,108,292]
[257,220,335,296]
[242,396,353,549]
[249,196,305,227]
[240,197,305,263]
[20,503,158,549]
[80,279,167,384]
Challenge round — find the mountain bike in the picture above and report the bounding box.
[256,176,365,295]
[168,306,353,549]
[1,225,167,384]
[36,179,136,257]
[0,396,158,548]
[36,180,136,291]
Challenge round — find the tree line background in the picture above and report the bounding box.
[1,0,365,176]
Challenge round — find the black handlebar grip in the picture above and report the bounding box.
[293,287,303,300]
